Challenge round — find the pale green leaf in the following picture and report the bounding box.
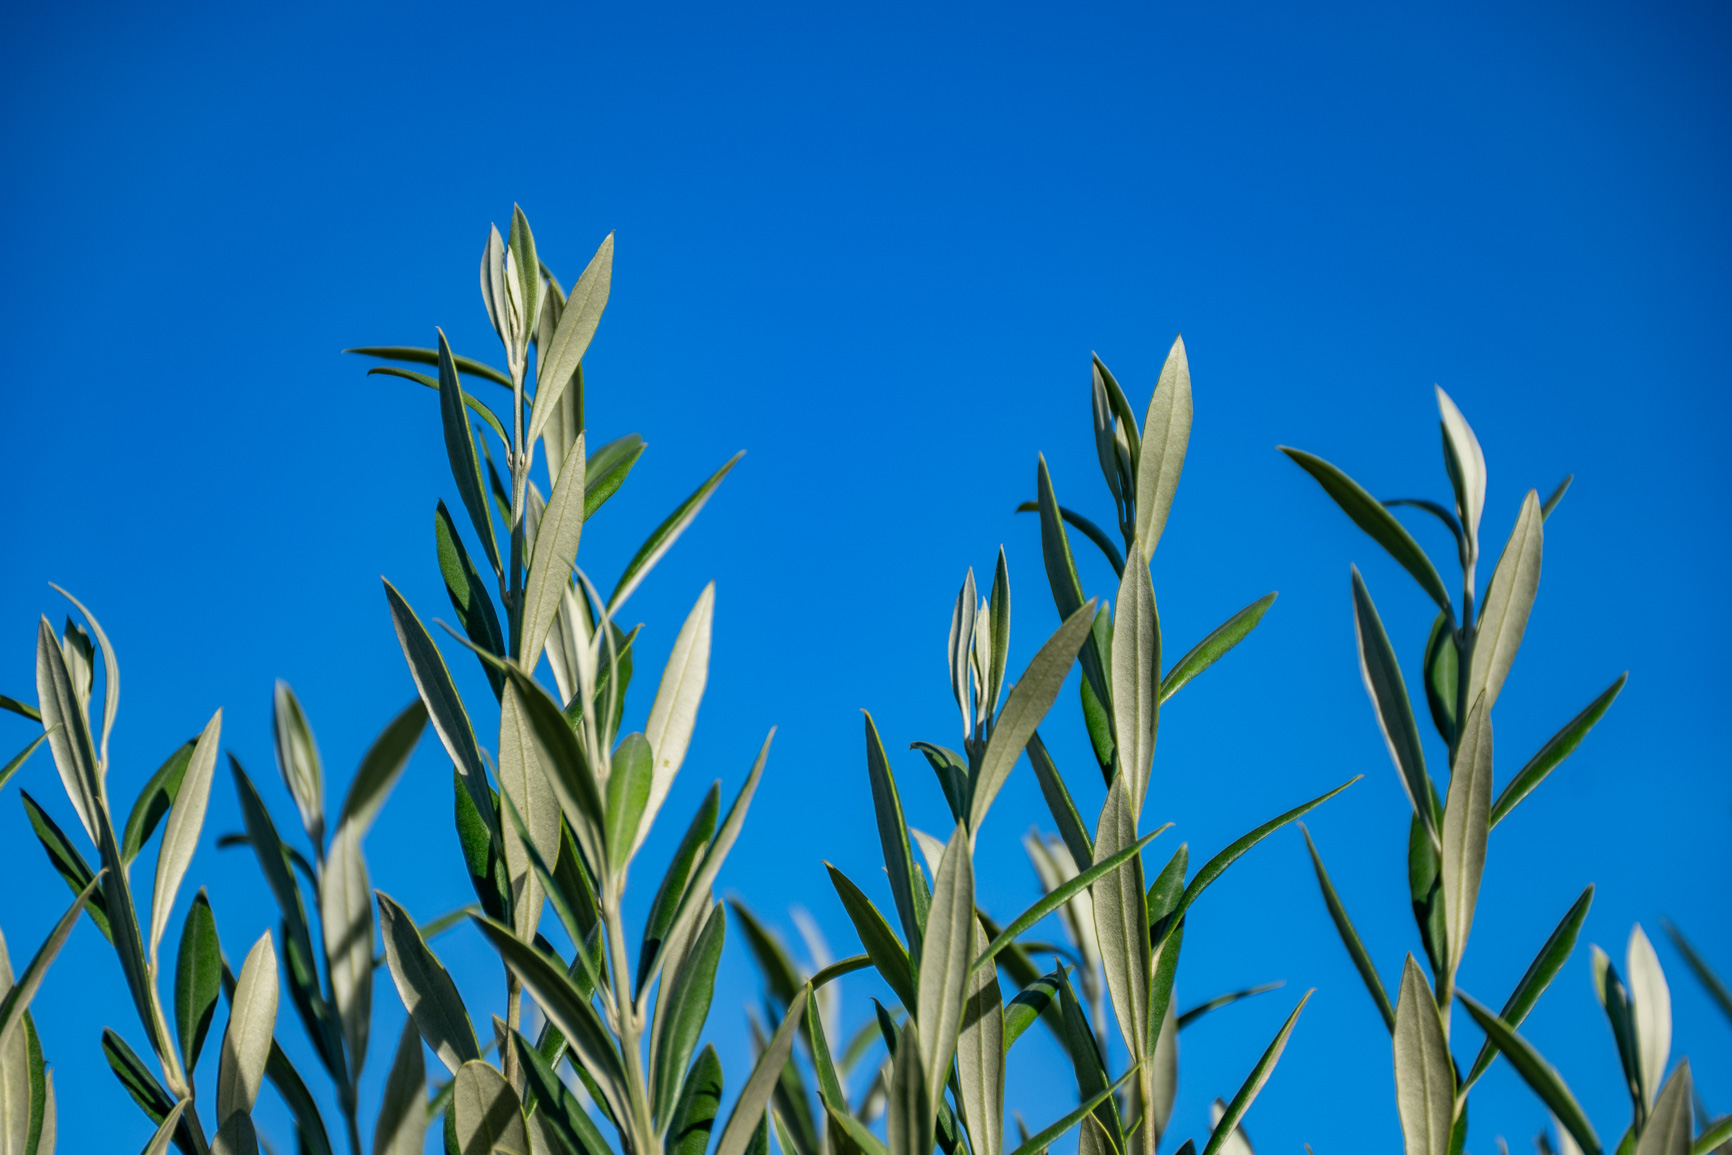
[1394,958,1452,1155]
[321,823,373,1081]
[217,930,279,1124]
[1134,335,1192,559]
[1441,697,1491,977]
[1627,925,1671,1109]
[521,433,586,666]
[529,234,614,448]
[149,710,222,965]
[373,1017,428,1155]
[918,825,974,1111]
[1091,774,1151,1063]
[1469,491,1543,712]
[1111,542,1159,816]
[714,986,808,1155]
[639,583,714,854]
[453,1060,531,1155]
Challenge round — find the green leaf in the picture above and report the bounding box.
[1435,388,1487,562]
[1014,501,1127,576]
[497,683,559,942]
[975,828,1162,975]
[1135,335,1192,559]
[1409,812,1447,977]
[582,432,645,520]
[640,584,714,853]
[1626,925,1671,1110]
[217,930,279,1124]
[1026,732,1094,871]
[451,1059,529,1155]
[514,1031,608,1155]
[1004,1067,1138,1155]
[1160,593,1277,703]
[1636,1062,1692,1155]
[1281,447,1454,615]
[1457,991,1602,1155]
[1659,919,1732,1030]
[0,696,39,723]
[1161,777,1359,947]
[366,365,510,447]
[229,755,318,989]
[1091,774,1151,1063]
[1177,982,1285,1030]
[1591,946,1645,1124]
[0,872,104,1053]
[667,1045,724,1155]
[1054,969,1125,1154]
[1352,567,1437,839]
[715,985,809,1155]
[435,329,502,576]
[377,891,480,1075]
[521,432,587,666]
[121,738,196,866]
[1299,823,1394,1032]
[1491,674,1626,827]
[383,579,505,863]
[1201,990,1312,1155]
[1034,457,1113,718]
[1112,542,1160,815]
[321,822,374,1081]
[957,914,1004,1155]
[653,904,727,1128]
[530,233,613,447]
[917,826,975,1111]
[913,742,969,826]
[469,916,629,1126]
[271,682,324,850]
[1692,1114,1732,1155]
[150,710,222,965]
[347,345,514,388]
[610,452,742,611]
[1422,612,1459,745]
[0,731,51,798]
[1441,697,1492,977]
[863,712,927,961]
[972,600,1100,832]
[374,1017,429,1155]
[49,585,120,774]
[1469,490,1543,712]
[1464,885,1593,1089]
[1394,958,1452,1155]
[1541,475,1573,520]
[501,665,606,877]
[337,699,428,835]
[886,1018,932,1155]
[34,616,103,845]
[730,900,802,1011]
[19,790,112,941]
[435,501,508,700]
[1004,966,1062,1051]
[825,864,916,1010]
[138,1100,189,1155]
[639,786,719,994]
[174,889,222,1073]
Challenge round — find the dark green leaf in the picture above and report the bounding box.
[1177,982,1286,1030]
[1458,992,1602,1155]
[1541,476,1573,520]
[668,1045,724,1155]
[1352,567,1436,838]
[825,864,916,1010]
[730,901,803,1012]
[1299,824,1394,1032]
[0,731,51,799]
[1464,886,1593,1089]
[435,330,502,575]
[346,345,513,388]
[513,1029,608,1155]
[19,790,112,942]
[639,786,719,994]
[1659,919,1732,1030]
[338,699,429,835]
[1201,990,1312,1155]
[0,696,40,723]
[120,739,196,866]
[1003,966,1062,1051]
[365,366,510,447]
[653,905,727,1128]
[1160,593,1277,703]
[863,712,927,961]
[1280,447,1453,614]
[605,731,652,874]
[912,742,968,827]
[1003,1067,1138,1155]
[1014,501,1126,576]
[174,889,221,1073]
[609,452,743,612]
[0,872,104,1053]
[435,502,507,700]
[584,433,646,521]
[1490,674,1626,828]
[1026,733,1094,871]
[1422,613,1459,746]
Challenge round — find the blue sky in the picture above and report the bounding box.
[2,1,1728,1151]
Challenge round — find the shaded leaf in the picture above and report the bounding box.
[377,891,479,1075]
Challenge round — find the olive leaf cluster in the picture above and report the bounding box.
[1280,390,1726,1155]
[768,338,1357,1155]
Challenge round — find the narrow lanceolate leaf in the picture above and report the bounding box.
[139,1100,189,1155]
[971,600,1099,832]
[715,988,808,1155]
[469,916,628,1126]
[150,710,222,964]
[918,826,975,1112]
[957,916,1004,1155]
[1160,593,1277,703]
[376,891,479,1075]
[1626,925,1672,1109]
[887,1020,932,1155]
[497,683,557,939]
[436,329,502,575]
[949,569,978,739]
[1394,958,1452,1155]
[520,433,586,665]
[1492,674,1625,827]
[0,732,51,798]
[825,865,916,1010]
[1281,448,1454,614]
[1161,777,1358,945]
[217,931,279,1124]
[609,453,743,612]
[1435,388,1487,559]
[1004,1068,1139,1155]
[321,823,374,1080]
[121,738,196,866]
[370,366,510,446]
[1464,886,1594,1089]
[1457,993,1602,1155]
[1112,542,1159,816]
[19,791,111,941]
[653,904,727,1128]
[1660,920,1732,1029]
[1091,775,1151,1064]
[50,586,120,772]
[174,890,222,1073]
[0,874,103,1053]
[639,583,714,853]
[863,712,927,959]
[1299,824,1394,1032]
[1135,334,1192,559]
[453,1060,530,1155]
[1352,567,1436,838]
[1636,1063,1692,1155]
[529,233,613,447]
[272,682,324,849]
[1441,698,1492,977]
[1201,990,1313,1155]
[337,700,428,834]
[0,950,29,1155]
[1469,490,1543,712]
[501,667,605,874]
[1026,732,1094,872]
[347,345,513,388]
[33,618,102,844]
[383,580,500,843]
[373,1017,428,1155]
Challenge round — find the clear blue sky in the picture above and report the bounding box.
[2,2,1728,1151]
